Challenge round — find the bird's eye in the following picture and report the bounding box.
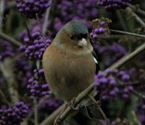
[70,33,88,40]
[80,33,88,39]
[70,35,75,40]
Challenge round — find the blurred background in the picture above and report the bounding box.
[0,0,145,125]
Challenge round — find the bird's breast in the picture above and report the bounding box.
[42,45,96,101]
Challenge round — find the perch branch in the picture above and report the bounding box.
[107,42,145,69]
[40,41,145,125]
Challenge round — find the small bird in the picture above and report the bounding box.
[42,20,99,102]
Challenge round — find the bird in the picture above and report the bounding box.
[42,20,100,102]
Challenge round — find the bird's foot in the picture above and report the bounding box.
[68,97,79,111]
[54,115,62,125]
[54,103,68,125]
[54,98,79,125]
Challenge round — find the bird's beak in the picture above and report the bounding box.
[78,38,87,47]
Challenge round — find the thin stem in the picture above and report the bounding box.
[116,11,128,31]
[128,4,145,17]
[0,0,4,31]
[34,99,39,125]
[131,111,142,125]
[0,88,10,105]
[126,7,145,28]
[0,59,19,104]
[89,95,108,121]
[36,60,41,70]
[107,42,145,70]
[25,96,49,121]
[132,90,145,100]
[110,29,145,38]
[42,0,52,35]
[23,20,32,41]
[0,32,21,46]
[21,120,28,125]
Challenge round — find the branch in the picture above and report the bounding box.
[132,90,145,99]
[40,41,145,125]
[0,88,10,105]
[0,0,5,31]
[126,7,145,28]
[128,4,145,17]
[34,99,39,125]
[0,58,19,103]
[42,0,52,35]
[130,111,142,125]
[110,29,145,38]
[107,41,145,69]
[0,32,21,46]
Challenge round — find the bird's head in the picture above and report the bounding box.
[53,20,93,53]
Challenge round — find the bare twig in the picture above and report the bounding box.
[132,90,145,99]
[0,0,5,31]
[42,8,50,35]
[130,111,142,125]
[0,32,21,46]
[107,42,145,69]
[0,58,19,103]
[21,120,28,125]
[116,11,128,31]
[110,29,145,38]
[42,0,52,35]
[25,96,49,121]
[40,41,145,125]
[128,4,145,17]
[34,99,39,125]
[0,88,10,105]
[89,95,108,120]
[126,7,145,28]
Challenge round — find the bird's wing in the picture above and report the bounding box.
[89,37,100,74]
[92,50,100,74]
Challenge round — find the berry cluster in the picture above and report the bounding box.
[16,0,51,18]
[20,26,51,60]
[90,20,109,39]
[97,0,132,9]
[40,97,62,112]
[26,69,50,99]
[0,101,29,125]
[95,69,134,100]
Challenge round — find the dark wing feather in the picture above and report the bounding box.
[92,51,100,74]
[89,37,100,74]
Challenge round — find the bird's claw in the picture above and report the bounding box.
[54,98,79,125]
[68,97,79,111]
[54,115,62,125]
